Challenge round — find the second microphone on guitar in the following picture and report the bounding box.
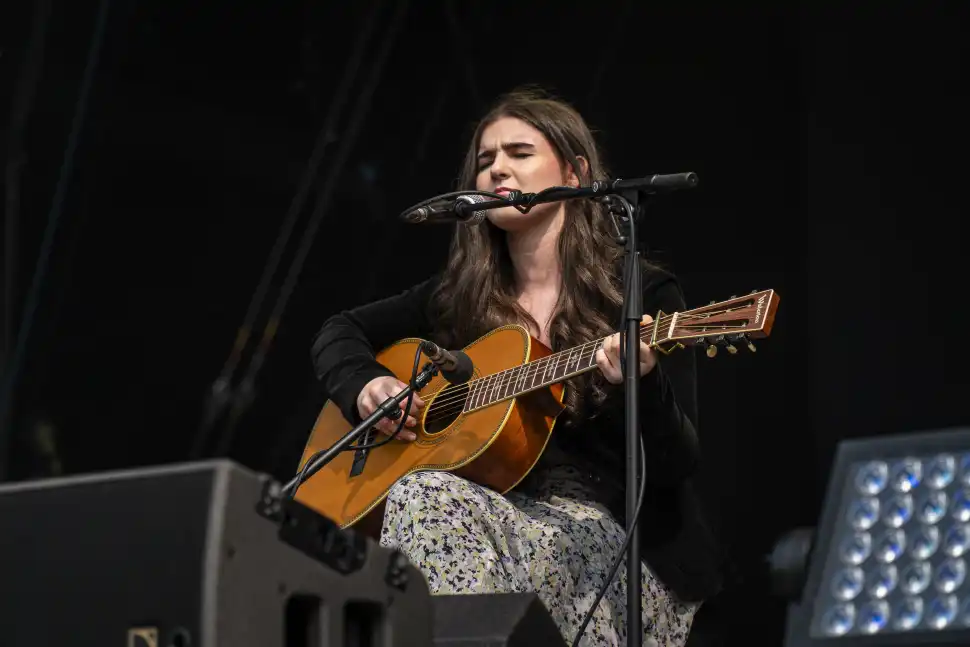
[419,340,475,384]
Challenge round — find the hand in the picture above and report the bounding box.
[595,314,658,385]
[356,376,425,442]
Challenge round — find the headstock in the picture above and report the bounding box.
[648,289,780,357]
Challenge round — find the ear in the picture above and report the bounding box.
[565,155,589,187]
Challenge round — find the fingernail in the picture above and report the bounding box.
[406,432,417,441]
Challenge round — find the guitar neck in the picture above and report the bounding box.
[462,289,779,413]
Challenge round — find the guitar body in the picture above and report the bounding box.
[294,324,566,538]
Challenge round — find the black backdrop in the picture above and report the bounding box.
[2,2,968,644]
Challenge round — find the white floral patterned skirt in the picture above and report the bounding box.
[378,465,698,647]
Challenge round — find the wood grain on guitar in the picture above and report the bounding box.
[295,290,780,537]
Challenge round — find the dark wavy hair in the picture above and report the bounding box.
[428,87,630,419]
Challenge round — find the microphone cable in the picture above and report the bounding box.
[572,433,647,647]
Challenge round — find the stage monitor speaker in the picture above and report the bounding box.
[432,593,566,646]
[0,459,433,647]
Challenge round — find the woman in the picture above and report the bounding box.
[311,88,723,646]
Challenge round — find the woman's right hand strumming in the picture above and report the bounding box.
[356,376,425,442]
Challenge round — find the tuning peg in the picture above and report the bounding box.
[733,332,757,353]
[711,334,736,355]
[708,300,716,306]
[730,295,737,299]
[750,289,759,294]
[697,338,717,358]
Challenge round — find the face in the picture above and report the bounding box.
[474,116,578,232]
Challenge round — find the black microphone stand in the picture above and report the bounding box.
[607,191,644,645]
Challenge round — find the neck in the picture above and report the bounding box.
[506,205,565,294]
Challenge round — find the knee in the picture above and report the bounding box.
[387,470,459,504]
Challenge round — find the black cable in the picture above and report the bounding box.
[572,433,647,647]
[0,0,110,480]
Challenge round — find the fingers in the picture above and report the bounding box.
[596,333,623,385]
[596,333,657,385]
[377,417,416,441]
[364,379,424,442]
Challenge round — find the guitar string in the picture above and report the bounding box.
[415,318,752,424]
[419,328,726,425]
[416,310,749,419]
[421,308,742,410]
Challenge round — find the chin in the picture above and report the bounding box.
[485,203,559,233]
[485,207,530,232]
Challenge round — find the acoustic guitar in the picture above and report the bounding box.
[295,290,780,537]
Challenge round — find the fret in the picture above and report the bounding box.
[501,367,516,400]
[502,369,515,398]
[542,355,558,384]
[464,378,479,411]
[555,351,568,380]
[564,348,577,374]
[481,374,493,406]
[488,373,503,404]
[538,357,550,386]
[584,341,599,369]
[515,365,528,393]
[550,352,563,382]
[490,370,503,403]
[529,359,542,390]
[476,374,492,408]
[469,376,480,409]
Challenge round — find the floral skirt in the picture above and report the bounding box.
[378,466,698,647]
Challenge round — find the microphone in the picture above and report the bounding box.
[401,194,493,225]
[419,340,475,384]
[593,172,698,193]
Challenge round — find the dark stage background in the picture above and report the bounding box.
[2,1,968,644]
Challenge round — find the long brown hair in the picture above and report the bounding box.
[429,87,632,419]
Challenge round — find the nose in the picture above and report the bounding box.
[489,153,511,181]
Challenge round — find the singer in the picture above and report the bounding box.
[311,88,723,646]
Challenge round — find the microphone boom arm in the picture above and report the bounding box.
[397,172,698,223]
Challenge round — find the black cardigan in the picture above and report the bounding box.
[310,266,725,602]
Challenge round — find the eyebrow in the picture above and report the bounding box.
[477,141,536,159]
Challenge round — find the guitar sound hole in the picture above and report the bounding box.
[423,383,469,435]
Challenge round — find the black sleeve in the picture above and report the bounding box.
[636,272,701,485]
[310,277,439,425]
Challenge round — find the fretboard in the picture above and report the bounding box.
[462,339,602,412]
[461,315,665,413]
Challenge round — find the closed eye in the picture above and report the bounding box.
[477,152,532,171]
